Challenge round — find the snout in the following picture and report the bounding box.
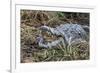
[39,26,50,31]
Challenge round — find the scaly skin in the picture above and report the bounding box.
[36,24,89,48]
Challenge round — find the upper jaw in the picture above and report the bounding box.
[39,26,50,31]
[39,26,53,35]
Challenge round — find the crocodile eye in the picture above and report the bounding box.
[78,32,81,36]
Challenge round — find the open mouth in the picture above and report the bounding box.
[40,29,60,43]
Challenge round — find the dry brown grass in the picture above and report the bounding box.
[20,10,89,63]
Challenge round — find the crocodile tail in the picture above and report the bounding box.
[82,25,89,33]
[82,25,90,41]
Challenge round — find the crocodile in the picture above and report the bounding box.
[36,24,89,49]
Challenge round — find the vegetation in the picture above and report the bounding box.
[20,10,89,63]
